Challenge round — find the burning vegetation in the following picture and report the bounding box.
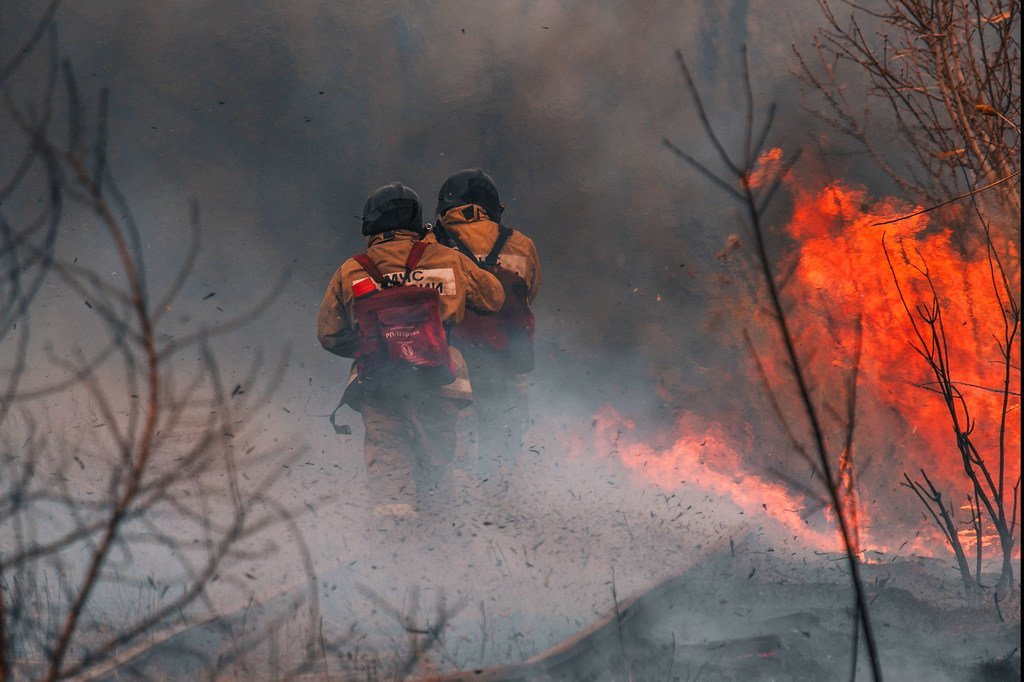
[589,162,1020,566]
[2,1,1020,680]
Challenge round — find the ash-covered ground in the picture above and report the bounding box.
[86,409,1020,681]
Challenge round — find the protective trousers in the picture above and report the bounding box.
[360,387,459,515]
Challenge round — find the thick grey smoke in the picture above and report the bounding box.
[3,0,925,672]
[3,0,840,453]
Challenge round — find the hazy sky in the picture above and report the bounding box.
[2,0,916,528]
[4,0,838,403]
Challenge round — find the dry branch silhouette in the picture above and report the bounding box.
[665,47,884,680]
[1,11,319,680]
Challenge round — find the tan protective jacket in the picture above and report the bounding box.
[317,230,505,401]
[439,205,541,303]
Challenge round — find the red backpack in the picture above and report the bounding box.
[447,226,535,373]
[350,241,455,386]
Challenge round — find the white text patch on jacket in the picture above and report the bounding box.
[376,268,457,296]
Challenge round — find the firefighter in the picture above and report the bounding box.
[434,169,541,487]
[317,182,504,521]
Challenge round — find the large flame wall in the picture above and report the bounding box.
[588,161,1020,559]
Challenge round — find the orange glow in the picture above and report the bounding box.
[586,151,1019,560]
[746,146,783,189]
[591,406,863,553]
[779,167,1020,495]
[836,446,862,555]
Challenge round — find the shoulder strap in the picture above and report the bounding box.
[444,225,512,268]
[353,240,427,287]
[353,254,385,284]
[445,230,479,263]
[483,226,513,267]
[403,239,428,280]
[405,240,428,270]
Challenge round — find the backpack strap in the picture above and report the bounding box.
[353,253,385,284]
[353,240,428,288]
[443,225,512,269]
[482,226,513,268]
[444,230,479,263]
[328,394,348,434]
[403,239,428,281]
[405,240,428,270]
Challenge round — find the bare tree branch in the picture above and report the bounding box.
[671,47,884,681]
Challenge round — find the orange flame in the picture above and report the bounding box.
[591,406,866,553]
[586,150,1019,560]
[780,170,1020,495]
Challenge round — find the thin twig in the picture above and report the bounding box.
[871,169,1021,226]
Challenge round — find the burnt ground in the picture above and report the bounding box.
[420,552,1021,681]
[88,452,1020,681]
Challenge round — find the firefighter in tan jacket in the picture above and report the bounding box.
[317,183,504,520]
[434,169,541,486]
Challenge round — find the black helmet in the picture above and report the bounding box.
[436,168,504,221]
[361,182,424,236]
